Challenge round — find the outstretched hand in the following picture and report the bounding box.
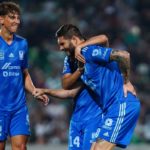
[75,46,86,63]
[33,88,45,97]
[123,81,136,97]
[32,88,49,106]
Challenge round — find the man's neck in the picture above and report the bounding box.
[76,39,85,48]
[0,28,14,44]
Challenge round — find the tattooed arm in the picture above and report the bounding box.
[110,50,136,96]
[110,50,130,84]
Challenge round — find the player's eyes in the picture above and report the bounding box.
[8,15,20,20]
[8,15,15,19]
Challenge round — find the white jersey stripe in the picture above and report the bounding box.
[110,103,123,142]
[110,103,126,143]
[112,103,126,142]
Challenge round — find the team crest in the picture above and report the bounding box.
[19,51,24,60]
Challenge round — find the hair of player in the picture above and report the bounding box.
[0,1,21,16]
[55,24,85,40]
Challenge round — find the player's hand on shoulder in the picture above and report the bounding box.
[75,46,85,63]
[123,81,136,97]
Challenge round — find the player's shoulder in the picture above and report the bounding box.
[82,45,100,52]
[14,34,28,44]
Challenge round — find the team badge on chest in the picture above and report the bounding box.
[19,51,24,60]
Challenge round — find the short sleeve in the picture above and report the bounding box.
[83,46,112,63]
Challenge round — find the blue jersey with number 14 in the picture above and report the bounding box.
[0,34,28,111]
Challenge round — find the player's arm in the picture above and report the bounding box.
[62,71,83,90]
[110,50,136,96]
[23,69,35,93]
[23,69,49,105]
[33,87,81,99]
[87,48,136,96]
[62,56,84,90]
[110,50,130,84]
[85,48,130,83]
[75,34,109,63]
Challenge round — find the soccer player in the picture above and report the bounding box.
[57,33,109,150]
[34,34,110,150]
[0,2,49,150]
[54,24,140,150]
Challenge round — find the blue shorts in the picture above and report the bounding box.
[68,116,102,150]
[94,95,140,148]
[0,105,30,141]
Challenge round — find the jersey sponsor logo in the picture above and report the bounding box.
[8,53,14,58]
[19,51,24,60]
[92,49,102,57]
[2,63,20,70]
[0,51,4,60]
[3,71,20,77]
[102,118,113,130]
[105,118,113,127]
[1,63,20,77]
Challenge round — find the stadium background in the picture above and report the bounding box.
[2,0,150,149]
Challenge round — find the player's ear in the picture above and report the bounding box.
[0,16,4,25]
[71,35,78,45]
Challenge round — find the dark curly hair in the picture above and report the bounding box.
[55,24,85,40]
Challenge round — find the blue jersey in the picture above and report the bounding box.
[0,34,28,111]
[81,45,127,111]
[63,56,102,122]
[80,45,140,148]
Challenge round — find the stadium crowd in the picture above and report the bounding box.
[4,0,149,145]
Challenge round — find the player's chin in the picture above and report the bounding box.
[10,27,18,33]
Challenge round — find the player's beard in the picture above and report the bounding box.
[68,42,75,57]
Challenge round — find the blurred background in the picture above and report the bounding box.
[2,0,150,149]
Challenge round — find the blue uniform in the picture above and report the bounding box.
[63,56,102,150]
[0,35,30,140]
[80,45,140,148]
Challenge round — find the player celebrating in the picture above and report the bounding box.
[34,33,110,149]
[0,2,49,150]
[54,24,140,150]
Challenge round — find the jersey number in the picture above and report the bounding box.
[70,136,80,148]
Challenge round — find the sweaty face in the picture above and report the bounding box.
[57,36,75,56]
[1,12,20,33]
